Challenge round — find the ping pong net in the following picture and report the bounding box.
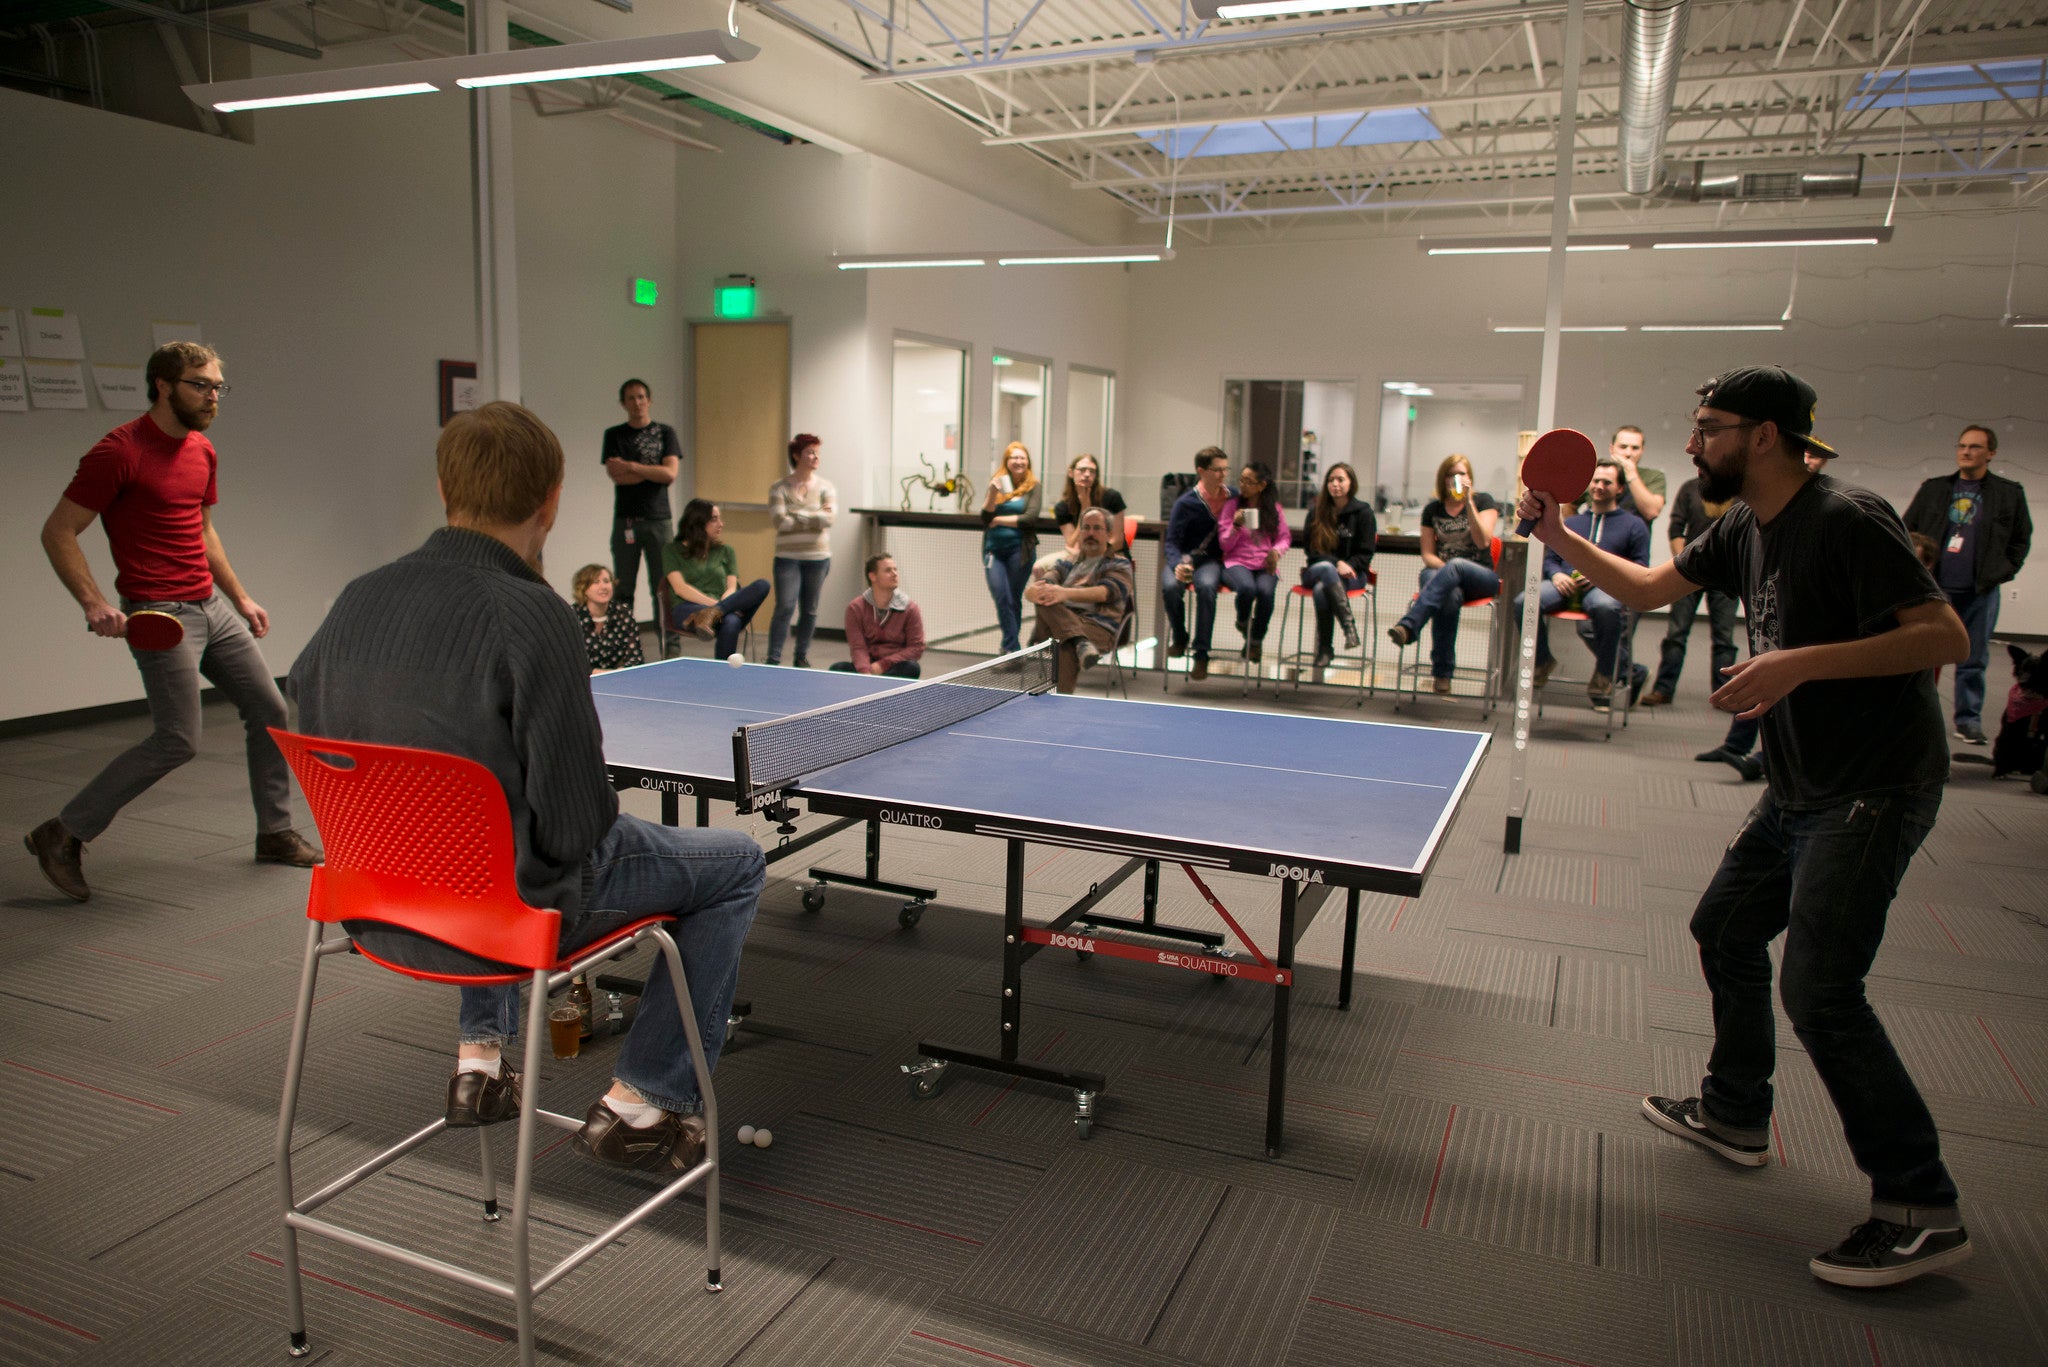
[731,641,1056,812]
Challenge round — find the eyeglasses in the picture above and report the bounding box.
[178,379,232,398]
[1688,419,1757,443]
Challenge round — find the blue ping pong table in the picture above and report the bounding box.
[593,657,1488,1155]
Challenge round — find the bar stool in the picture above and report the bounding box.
[1277,570,1377,705]
[1392,539,1502,712]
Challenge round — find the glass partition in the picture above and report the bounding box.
[1375,379,1527,532]
[1222,378,1356,511]
[991,350,1050,481]
[891,335,968,510]
[1066,366,1115,482]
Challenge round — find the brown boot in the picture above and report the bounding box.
[24,819,88,902]
[255,829,323,867]
[574,1101,707,1172]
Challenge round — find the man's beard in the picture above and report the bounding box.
[1695,450,1744,503]
[169,392,215,431]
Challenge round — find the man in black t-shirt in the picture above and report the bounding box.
[1517,365,1974,1290]
[603,377,683,649]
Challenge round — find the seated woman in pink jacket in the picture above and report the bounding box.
[1216,459,1291,663]
[831,553,926,678]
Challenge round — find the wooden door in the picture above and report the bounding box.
[692,320,791,581]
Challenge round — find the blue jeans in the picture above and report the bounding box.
[1654,588,1739,699]
[1300,562,1359,646]
[1396,559,1498,679]
[1161,558,1224,659]
[983,545,1030,653]
[1514,582,1627,677]
[769,557,829,664]
[671,578,769,658]
[1220,565,1279,641]
[1946,586,1999,728]
[457,815,763,1115]
[1690,784,1957,1220]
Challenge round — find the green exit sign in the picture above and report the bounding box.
[631,277,659,307]
[715,274,757,318]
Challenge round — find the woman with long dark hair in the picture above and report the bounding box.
[1216,460,1290,663]
[1052,452,1126,556]
[664,499,770,659]
[1300,462,1377,666]
[767,432,835,666]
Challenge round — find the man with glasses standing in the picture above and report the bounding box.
[603,378,682,655]
[25,342,319,902]
[1903,425,2031,746]
[1518,366,1974,1290]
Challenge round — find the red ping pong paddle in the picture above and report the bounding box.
[124,609,185,651]
[1514,428,1599,536]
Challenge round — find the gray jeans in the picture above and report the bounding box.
[60,590,292,841]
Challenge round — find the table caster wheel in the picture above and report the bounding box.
[1074,949,1092,963]
[899,901,925,929]
[901,1057,946,1098]
[801,885,826,913]
[1073,1088,1097,1140]
[1074,1117,1093,1140]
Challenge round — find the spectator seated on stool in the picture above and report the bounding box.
[1027,508,1134,694]
[1515,460,1650,704]
[832,554,926,679]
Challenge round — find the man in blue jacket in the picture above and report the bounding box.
[1160,446,1234,681]
[1516,459,1650,706]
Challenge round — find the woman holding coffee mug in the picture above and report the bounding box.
[1385,453,1498,693]
[1216,460,1290,663]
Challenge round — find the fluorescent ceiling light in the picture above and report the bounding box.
[835,256,989,270]
[997,250,1173,265]
[1639,323,1786,332]
[1422,226,1891,254]
[183,29,756,112]
[1141,108,1439,159]
[1492,325,1629,333]
[212,82,438,112]
[1651,237,1882,250]
[2006,316,2048,328]
[1196,0,1417,18]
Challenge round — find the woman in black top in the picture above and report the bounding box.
[1051,453,1128,556]
[1386,453,1499,691]
[1299,462,1377,666]
[572,564,645,672]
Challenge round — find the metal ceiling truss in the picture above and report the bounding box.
[753,0,2048,227]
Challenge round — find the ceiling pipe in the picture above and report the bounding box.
[1615,0,1689,195]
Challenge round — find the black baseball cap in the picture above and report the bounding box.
[1695,365,1840,460]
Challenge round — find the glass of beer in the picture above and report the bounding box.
[548,1004,582,1059]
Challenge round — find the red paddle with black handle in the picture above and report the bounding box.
[1513,429,1599,536]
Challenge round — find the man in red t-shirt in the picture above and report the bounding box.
[25,341,320,901]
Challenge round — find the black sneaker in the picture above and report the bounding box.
[1734,753,1765,782]
[1810,1219,1972,1288]
[1955,723,1987,746]
[1696,745,1736,764]
[1640,1095,1769,1167]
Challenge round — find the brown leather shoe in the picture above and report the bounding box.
[1640,689,1672,707]
[574,1100,706,1172]
[24,819,88,902]
[1189,659,1209,682]
[1431,676,1454,695]
[446,1064,522,1127]
[255,829,322,867]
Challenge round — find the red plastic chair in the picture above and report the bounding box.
[268,729,723,1366]
[1277,568,1378,705]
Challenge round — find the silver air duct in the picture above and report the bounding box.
[1657,156,1865,202]
[1616,0,1691,196]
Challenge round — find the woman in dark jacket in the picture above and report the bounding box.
[1299,462,1377,666]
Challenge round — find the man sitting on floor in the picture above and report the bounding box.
[1026,507,1134,694]
[1517,459,1650,707]
[289,401,763,1174]
[832,553,926,678]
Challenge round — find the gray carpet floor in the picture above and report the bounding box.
[1,625,2043,1367]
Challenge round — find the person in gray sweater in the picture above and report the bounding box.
[289,401,763,1175]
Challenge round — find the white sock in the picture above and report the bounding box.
[602,1092,667,1128]
[457,1055,502,1078]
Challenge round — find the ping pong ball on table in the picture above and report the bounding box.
[752,1127,773,1148]
[727,653,744,668]
[736,1124,756,1144]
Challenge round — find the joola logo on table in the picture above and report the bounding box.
[1047,932,1095,952]
[1268,863,1324,882]
[880,808,942,828]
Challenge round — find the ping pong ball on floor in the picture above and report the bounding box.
[752,1127,773,1148]
[727,653,744,668]
[735,1124,756,1144]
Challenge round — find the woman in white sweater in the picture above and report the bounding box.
[767,432,836,666]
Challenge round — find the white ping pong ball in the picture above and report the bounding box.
[727,653,745,668]
[752,1127,773,1148]
[735,1124,756,1144]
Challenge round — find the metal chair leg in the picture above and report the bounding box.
[478,1126,500,1223]
[511,971,549,1367]
[276,922,326,1359]
[650,927,722,1291]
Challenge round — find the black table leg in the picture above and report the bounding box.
[1339,887,1360,1011]
[1267,878,1298,1157]
[661,791,679,826]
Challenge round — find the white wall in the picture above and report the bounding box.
[1409,399,1525,505]
[1300,379,1357,498]
[1125,217,2048,631]
[0,73,684,722]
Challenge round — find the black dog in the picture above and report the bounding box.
[1993,643,2048,780]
